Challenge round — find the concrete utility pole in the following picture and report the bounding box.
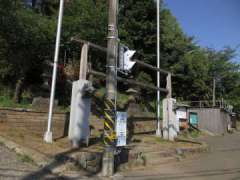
[102,0,118,176]
[44,0,64,143]
[156,0,162,137]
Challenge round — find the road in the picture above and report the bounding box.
[0,144,61,180]
[122,131,240,180]
[1,132,240,180]
[0,143,97,180]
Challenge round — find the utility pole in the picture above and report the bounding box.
[156,0,162,137]
[102,0,118,176]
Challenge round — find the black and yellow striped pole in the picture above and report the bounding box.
[102,0,118,176]
[103,98,116,146]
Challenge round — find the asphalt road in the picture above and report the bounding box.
[122,131,240,180]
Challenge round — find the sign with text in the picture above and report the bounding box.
[116,112,127,147]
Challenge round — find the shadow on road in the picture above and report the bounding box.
[21,148,101,180]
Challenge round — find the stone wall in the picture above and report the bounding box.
[128,117,157,135]
[0,107,69,139]
[0,107,158,139]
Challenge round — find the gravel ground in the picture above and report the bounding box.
[0,144,60,180]
[0,143,103,180]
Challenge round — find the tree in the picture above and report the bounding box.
[1,0,240,112]
[0,0,55,102]
[206,47,240,109]
[62,0,108,72]
[172,49,211,100]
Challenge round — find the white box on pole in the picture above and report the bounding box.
[116,112,127,147]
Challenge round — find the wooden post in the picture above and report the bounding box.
[166,73,172,98]
[79,44,89,80]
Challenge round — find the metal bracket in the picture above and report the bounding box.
[116,68,129,76]
[107,36,117,39]
[108,24,115,31]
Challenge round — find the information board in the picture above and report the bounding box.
[176,108,187,120]
[116,112,127,147]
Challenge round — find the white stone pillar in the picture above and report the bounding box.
[162,98,177,141]
[68,80,91,147]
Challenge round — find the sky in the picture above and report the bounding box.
[165,0,240,61]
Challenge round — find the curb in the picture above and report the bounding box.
[175,142,209,155]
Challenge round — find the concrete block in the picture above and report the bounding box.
[162,98,177,141]
[162,99,169,140]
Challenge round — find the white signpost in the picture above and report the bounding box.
[116,112,127,147]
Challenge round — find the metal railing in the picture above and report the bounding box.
[179,100,233,113]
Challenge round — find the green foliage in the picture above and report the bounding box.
[0,0,240,112]
[39,0,59,16]
[0,0,55,85]
[173,49,211,100]
[180,129,201,139]
[63,0,108,42]
[0,93,31,109]
[136,72,153,85]
[16,153,34,164]
[119,0,156,61]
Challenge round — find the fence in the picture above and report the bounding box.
[180,100,233,113]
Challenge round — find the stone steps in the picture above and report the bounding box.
[118,146,181,171]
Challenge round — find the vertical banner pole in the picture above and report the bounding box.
[44,0,65,143]
[156,0,162,137]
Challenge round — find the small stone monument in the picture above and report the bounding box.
[125,88,141,116]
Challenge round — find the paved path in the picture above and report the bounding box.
[122,131,240,180]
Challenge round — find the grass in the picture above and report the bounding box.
[189,130,201,138]
[117,93,129,109]
[16,153,34,164]
[154,137,170,144]
[179,129,201,139]
[0,95,32,109]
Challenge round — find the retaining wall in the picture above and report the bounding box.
[0,108,69,138]
[0,107,157,139]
